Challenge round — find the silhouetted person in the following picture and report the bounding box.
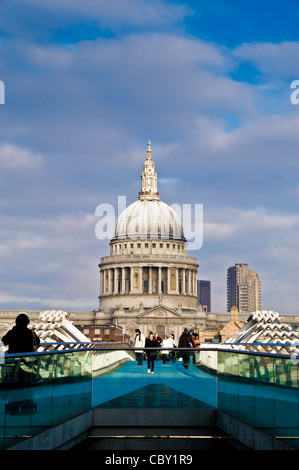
[2,313,40,354]
[178,327,192,369]
[2,314,40,415]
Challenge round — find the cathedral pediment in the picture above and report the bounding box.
[137,305,182,318]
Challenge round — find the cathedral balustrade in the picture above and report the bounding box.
[100,253,198,263]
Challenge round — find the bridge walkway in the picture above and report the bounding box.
[75,359,248,450]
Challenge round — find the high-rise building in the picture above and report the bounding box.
[197,280,211,312]
[227,263,261,313]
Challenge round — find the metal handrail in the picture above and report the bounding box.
[1,341,299,360]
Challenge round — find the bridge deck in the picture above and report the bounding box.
[93,359,217,409]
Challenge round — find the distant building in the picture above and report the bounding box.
[227,263,261,313]
[219,306,244,342]
[77,324,130,342]
[197,280,211,312]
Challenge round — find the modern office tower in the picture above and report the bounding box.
[227,263,261,313]
[197,280,211,312]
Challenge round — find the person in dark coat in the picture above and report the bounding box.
[178,327,192,369]
[145,331,158,374]
[2,313,40,354]
[2,314,40,414]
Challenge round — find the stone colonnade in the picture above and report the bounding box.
[100,265,197,297]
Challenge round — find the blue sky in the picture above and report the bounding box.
[0,0,298,314]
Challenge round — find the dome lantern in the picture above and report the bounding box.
[138,140,160,201]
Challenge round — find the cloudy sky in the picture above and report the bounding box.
[0,0,298,314]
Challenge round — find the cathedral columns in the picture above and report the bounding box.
[108,269,112,294]
[176,267,179,294]
[139,267,143,293]
[148,267,152,294]
[100,269,104,297]
[121,267,126,294]
[182,269,186,294]
[129,267,133,294]
[101,266,197,297]
[158,266,162,294]
[114,267,118,294]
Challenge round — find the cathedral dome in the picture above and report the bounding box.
[112,140,185,242]
[112,199,185,241]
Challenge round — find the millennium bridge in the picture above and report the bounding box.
[1,310,299,451]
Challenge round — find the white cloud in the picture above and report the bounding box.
[0,143,43,169]
[28,44,73,68]
[201,207,298,243]
[0,212,103,311]
[233,41,299,79]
